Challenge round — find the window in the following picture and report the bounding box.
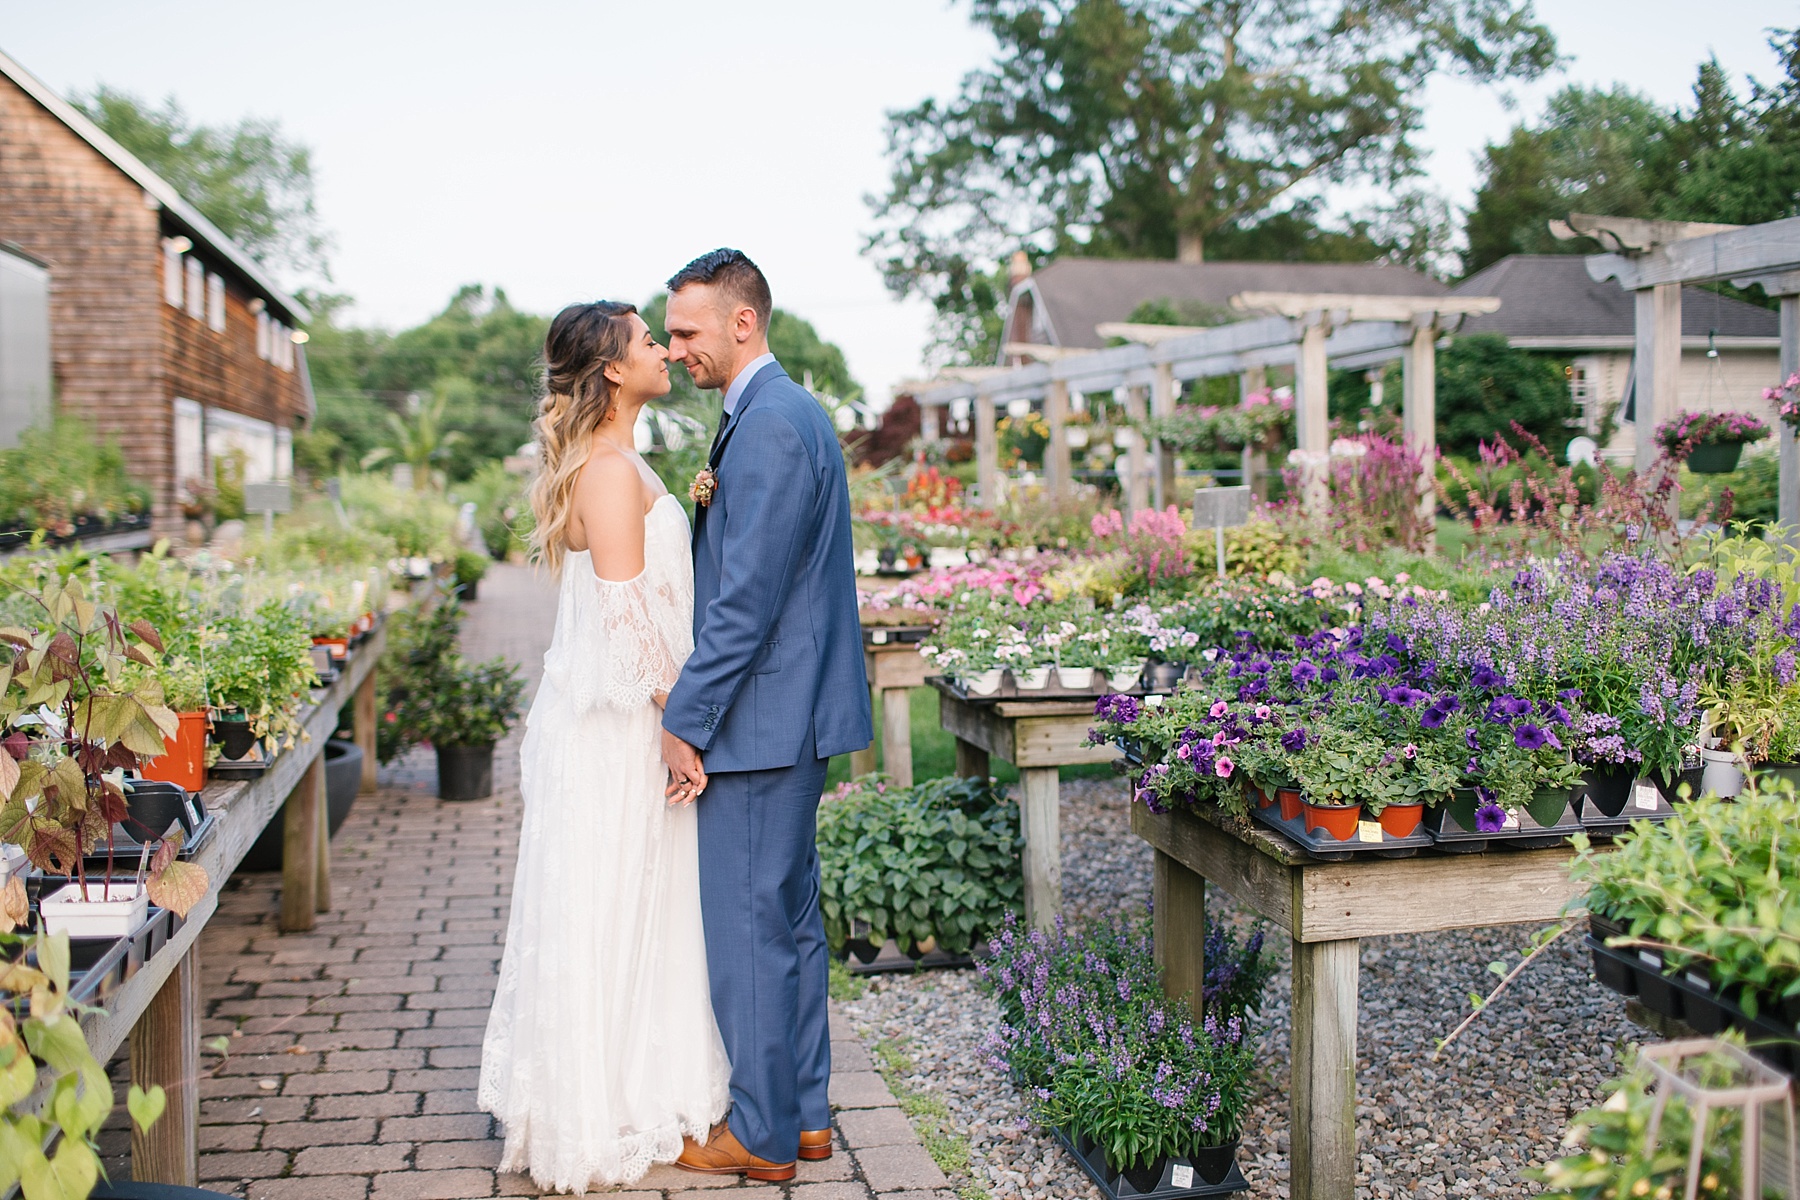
[255,311,270,359]
[184,257,205,320]
[207,274,226,333]
[173,398,204,494]
[0,247,52,449]
[205,407,279,484]
[162,242,184,306]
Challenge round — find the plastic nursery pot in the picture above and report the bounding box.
[1376,801,1425,838]
[312,636,349,662]
[1275,786,1304,822]
[123,780,189,842]
[436,742,495,802]
[138,709,210,793]
[1581,763,1638,818]
[1244,779,1272,809]
[1108,662,1146,692]
[1700,747,1745,799]
[1685,440,1745,474]
[1190,1139,1241,1186]
[962,668,1005,697]
[210,713,260,761]
[1056,666,1095,691]
[1146,661,1185,691]
[1015,666,1053,690]
[1755,760,1800,791]
[1652,764,1705,805]
[1302,799,1363,842]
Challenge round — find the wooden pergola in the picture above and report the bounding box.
[1563,213,1800,527]
[914,292,1499,520]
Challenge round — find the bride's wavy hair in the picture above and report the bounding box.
[527,300,638,574]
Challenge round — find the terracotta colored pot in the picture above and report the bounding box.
[313,636,349,662]
[1244,780,1271,809]
[1275,786,1303,821]
[1303,799,1363,841]
[138,709,210,792]
[1376,801,1424,838]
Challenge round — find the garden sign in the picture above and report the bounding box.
[1193,485,1251,579]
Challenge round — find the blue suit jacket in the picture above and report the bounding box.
[662,361,872,773]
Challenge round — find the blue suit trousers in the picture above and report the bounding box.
[696,735,831,1163]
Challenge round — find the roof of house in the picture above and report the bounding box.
[0,45,309,324]
[1451,254,1777,341]
[1014,258,1449,351]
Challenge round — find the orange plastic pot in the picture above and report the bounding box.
[1275,787,1303,821]
[1244,780,1271,809]
[139,709,210,792]
[314,636,349,662]
[1302,799,1363,842]
[1377,802,1424,838]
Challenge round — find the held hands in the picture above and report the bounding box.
[662,728,707,807]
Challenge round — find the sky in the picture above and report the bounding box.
[0,1,1789,408]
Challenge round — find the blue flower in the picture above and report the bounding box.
[1471,664,1504,691]
[1420,706,1447,730]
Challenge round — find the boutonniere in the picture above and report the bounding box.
[689,467,718,508]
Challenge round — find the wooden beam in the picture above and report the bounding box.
[1044,378,1071,499]
[975,388,998,507]
[354,668,378,795]
[1130,806,1298,934]
[1290,937,1360,1200]
[1124,384,1150,513]
[1003,342,1096,362]
[1233,292,1500,323]
[1585,215,1800,288]
[1019,767,1061,929]
[1782,296,1800,539]
[1152,849,1206,1023]
[1240,366,1267,501]
[1152,361,1175,507]
[1295,318,1330,510]
[953,737,989,782]
[1402,321,1437,545]
[1551,213,1741,252]
[280,755,322,932]
[130,942,199,1186]
[880,686,913,788]
[1633,283,1683,472]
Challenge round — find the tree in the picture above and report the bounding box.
[867,0,1556,363]
[1434,334,1574,459]
[74,87,329,283]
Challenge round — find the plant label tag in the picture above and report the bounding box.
[1171,1165,1194,1189]
[1357,820,1383,842]
[872,630,889,645]
[1502,811,1520,829]
[1633,785,1658,810]
[1146,694,1164,707]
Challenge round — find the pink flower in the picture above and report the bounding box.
[1209,700,1228,718]
[1403,743,1418,759]
[1176,744,1191,760]
[1214,757,1234,778]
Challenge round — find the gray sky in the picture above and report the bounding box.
[1,1,1789,405]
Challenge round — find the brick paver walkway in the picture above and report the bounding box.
[126,564,949,1200]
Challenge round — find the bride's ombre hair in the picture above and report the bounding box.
[527,301,639,574]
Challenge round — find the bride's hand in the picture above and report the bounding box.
[653,691,669,709]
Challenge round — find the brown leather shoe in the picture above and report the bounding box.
[798,1128,833,1161]
[676,1122,797,1182]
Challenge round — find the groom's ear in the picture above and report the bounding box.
[731,303,760,344]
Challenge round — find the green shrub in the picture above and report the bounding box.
[0,414,150,534]
[1434,335,1577,460]
[818,775,1022,955]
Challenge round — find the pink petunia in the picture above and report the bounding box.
[1214,757,1234,778]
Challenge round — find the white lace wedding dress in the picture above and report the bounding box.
[479,492,731,1193]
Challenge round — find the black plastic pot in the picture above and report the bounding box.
[1652,765,1704,805]
[1113,1156,1164,1196]
[124,779,189,841]
[1146,661,1185,691]
[239,741,364,871]
[1581,765,1637,818]
[436,743,495,802]
[1190,1140,1240,1187]
[456,578,479,602]
[211,714,259,760]
[92,1183,240,1199]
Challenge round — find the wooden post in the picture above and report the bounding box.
[921,401,941,442]
[280,754,322,932]
[1295,317,1331,511]
[975,388,999,508]
[1238,366,1267,500]
[954,737,989,782]
[1151,848,1205,1023]
[1045,379,1071,499]
[1780,295,1799,539]
[881,686,913,788]
[130,942,199,1186]
[1151,362,1176,508]
[1124,384,1150,513]
[1019,766,1062,930]
[315,770,333,913]
[849,686,879,778]
[1633,282,1683,472]
[1402,319,1438,549]
[354,668,378,795]
[1290,937,1360,1200]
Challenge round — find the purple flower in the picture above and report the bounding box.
[1475,803,1507,833]
[1464,728,1481,751]
[1420,706,1447,729]
[1778,649,1797,688]
[1471,664,1504,691]
[1281,727,1308,752]
[1290,661,1320,686]
[1513,723,1548,750]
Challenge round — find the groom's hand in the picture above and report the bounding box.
[662,730,707,806]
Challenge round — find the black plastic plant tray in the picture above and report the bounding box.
[1053,1127,1248,1199]
[1249,802,1431,861]
[862,625,936,645]
[1587,936,1800,1076]
[1423,792,1582,853]
[82,811,217,875]
[842,937,979,976]
[1575,782,1675,839]
[210,752,274,779]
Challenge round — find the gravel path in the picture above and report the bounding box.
[837,776,1639,1199]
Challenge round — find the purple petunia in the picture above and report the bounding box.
[1420,706,1447,729]
[1290,660,1320,686]
[1513,723,1548,750]
[1475,803,1507,833]
[1471,664,1504,691]
[1281,727,1308,752]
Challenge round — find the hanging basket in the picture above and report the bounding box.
[1685,441,1745,474]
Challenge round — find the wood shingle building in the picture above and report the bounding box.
[0,46,313,536]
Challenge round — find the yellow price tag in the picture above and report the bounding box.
[1357,820,1383,843]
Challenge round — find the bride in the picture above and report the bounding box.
[478,300,730,1192]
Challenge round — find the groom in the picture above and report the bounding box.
[660,249,873,1181]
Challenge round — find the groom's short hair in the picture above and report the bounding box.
[667,249,772,332]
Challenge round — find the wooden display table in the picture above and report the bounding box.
[850,629,934,786]
[54,621,387,1188]
[1132,802,1584,1200]
[933,680,1120,929]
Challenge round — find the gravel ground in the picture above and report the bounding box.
[837,775,1641,1199]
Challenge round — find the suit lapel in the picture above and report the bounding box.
[708,361,787,469]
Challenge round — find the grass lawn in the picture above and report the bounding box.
[825,685,1118,789]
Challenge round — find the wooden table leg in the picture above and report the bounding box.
[1019,766,1061,930]
[130,941,198,1185]
[881,686,913,788]
[354,668,378,795]
[1290,936,1360,1200]
[848,686,879,778]
[315,770,333,914]
[954,736,989,781]
[281,754,322,932]
[1152,848,1205,1022]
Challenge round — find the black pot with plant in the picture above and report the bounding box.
[404,654,525,803]
[211,710,259,760]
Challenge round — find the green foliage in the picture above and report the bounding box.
[338,474,461,560]
[0,416,150,537]
[1433,335,1576,459]
[74,85,328,280]
[452,549,489,589]
[408,655,524,748]
[205,598,317,747]
[452,461,531,559]
[375,594,463,764]
[817,775,1022,955]
[866,0,1554,362]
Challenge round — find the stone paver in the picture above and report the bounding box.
[96,564,950,1198]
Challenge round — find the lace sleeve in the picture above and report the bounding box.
[563,564,695,713]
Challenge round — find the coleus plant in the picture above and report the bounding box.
[0,576,208,917]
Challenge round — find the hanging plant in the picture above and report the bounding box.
[1764,370,1800,431]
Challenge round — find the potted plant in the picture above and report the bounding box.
[205,599,317,757]
[1052,623,1109,692]
[134,655,211,793]
[403,654,525,801]
[920,613,1007,696]
[1653,409,1770,474]
[1289,719,1375,841]
[452,547,489,602]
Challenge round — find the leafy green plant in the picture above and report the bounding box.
[817,775,1021,955]
[452,549,489,591]
[0,415,150,539]
[407,655,524,748]
[205,599,316,747]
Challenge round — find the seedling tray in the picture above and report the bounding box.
[842,937,979,976]
[1576,781,1675,838]
[861,625,936,646]
[1053,1127,1248,1199]
[931,673,1150,705]
[1249,803,1431,861]
[211,752,274,779]
[1423,791,1582,853]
